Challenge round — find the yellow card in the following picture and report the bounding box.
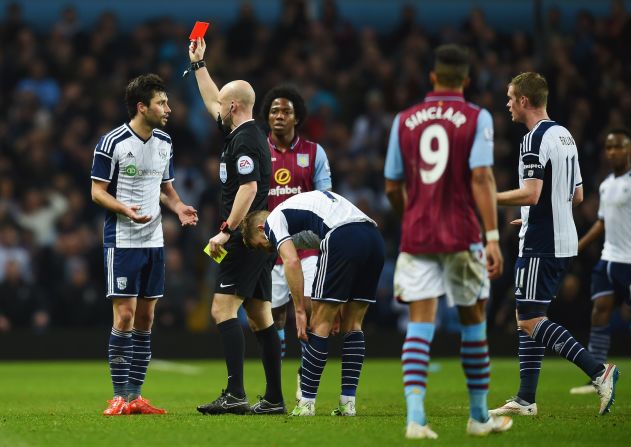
[203,244,228,263]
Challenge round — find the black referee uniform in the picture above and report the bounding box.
[216,120,273,300]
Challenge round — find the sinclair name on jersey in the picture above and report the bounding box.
[404,106,468,130]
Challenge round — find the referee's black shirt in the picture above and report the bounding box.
[218,120,271,221]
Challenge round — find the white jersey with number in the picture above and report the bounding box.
[518,120,582,258]
[598,170,631,263]
[90,123,174,248]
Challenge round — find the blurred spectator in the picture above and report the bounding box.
[16,60,61,109]
[54,257,106,327]
[0,259,49,333]
[0,224,32,283]
[13,189,68,247]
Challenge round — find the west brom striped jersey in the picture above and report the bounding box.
[518,120,582,257]
[264,191,376,250]
[598,170,631,263]
[91,124,174,248]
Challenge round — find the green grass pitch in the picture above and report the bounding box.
[0,358,628,446]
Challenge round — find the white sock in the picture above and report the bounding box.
[340,395,355,405]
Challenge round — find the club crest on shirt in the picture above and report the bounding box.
[116,277,128,290]
[297,153,309,168]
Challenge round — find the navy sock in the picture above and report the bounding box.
[517,329,544,403]
[341,331,365,397]
[127,328,151,399]
[588,325,610,364]
[301,332,329,399]
[217,318,245,398]
[532,319,605,380]
[108,327,132,398]
[255,325,284,403]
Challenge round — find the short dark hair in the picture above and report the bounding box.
[125,74,167,119]
[260,84,307,127]
[606,128,631,142]
[509,72,548,108]
[433,44,470,88]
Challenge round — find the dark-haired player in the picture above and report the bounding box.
[91,74,198,415]
[385,44,510,438]
[569,129,631,395]
[260,85,332,402]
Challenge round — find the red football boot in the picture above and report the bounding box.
[103,396,130,416]
[128,396,167,415]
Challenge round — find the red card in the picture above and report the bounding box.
[189,21,210,41]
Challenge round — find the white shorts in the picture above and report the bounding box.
[394,248,488,307]
[271,256,318,309]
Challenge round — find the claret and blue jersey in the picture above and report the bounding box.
[90,123,174,248]
[384,91,494,254]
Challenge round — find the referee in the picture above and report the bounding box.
[188,37,284,415]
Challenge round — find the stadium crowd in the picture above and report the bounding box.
[1,0,630,335]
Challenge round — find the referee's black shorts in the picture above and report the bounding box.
[215,230,274,301]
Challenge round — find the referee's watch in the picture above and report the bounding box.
[219,221,234,236]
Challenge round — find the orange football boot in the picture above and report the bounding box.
[103,396,130,416]
[128,396,167,414]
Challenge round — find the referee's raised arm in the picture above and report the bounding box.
[188,37,220,119]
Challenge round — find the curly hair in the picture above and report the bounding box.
[125,73,167,119]
[260,84,307,128]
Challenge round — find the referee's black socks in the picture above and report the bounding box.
[217,318,246,398]
[255,324,284,404]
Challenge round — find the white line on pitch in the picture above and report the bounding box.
[151,359,202,375]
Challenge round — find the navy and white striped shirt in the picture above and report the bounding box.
[518,120,582,257]
[264,191,376,250]
[90,123,174,248]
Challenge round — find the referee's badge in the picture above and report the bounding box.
[116,277,128,290]
[297,154,309,168]
[220,163,227,183]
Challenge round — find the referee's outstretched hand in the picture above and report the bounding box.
[189,37,206,62]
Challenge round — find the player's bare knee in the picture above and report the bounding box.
[211,298,237,323]
[517,317,545,337]
[340,319,362,333]
[114,309,134,329]
[592,298,614,321]
[311,319,332,337]
[133,313,154,331]
[457,305,484,326]
[272,305,287,330]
